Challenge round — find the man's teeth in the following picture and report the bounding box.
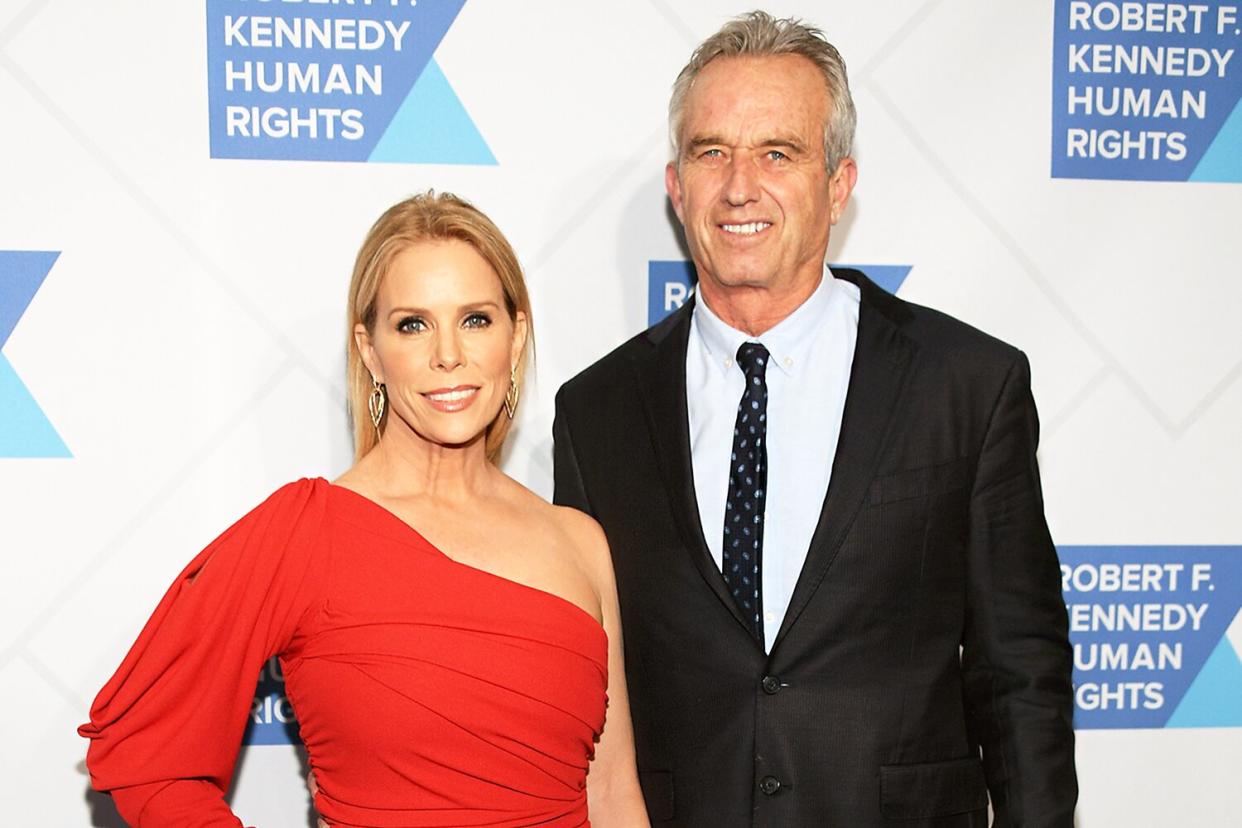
[722,222,771,235]
[427,389,476,402]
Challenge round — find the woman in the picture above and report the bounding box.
[80,192,649,827]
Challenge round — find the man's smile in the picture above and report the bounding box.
[719,221,773,236]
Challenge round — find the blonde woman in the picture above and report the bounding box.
[81,192,648,828]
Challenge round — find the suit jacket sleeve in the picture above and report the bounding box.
[961,352,1077,827]
[553,388,594,516]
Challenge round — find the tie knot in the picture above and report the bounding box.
[736,342,770,379]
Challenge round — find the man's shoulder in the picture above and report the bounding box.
[900,298,1023,365]
[556,304,688,405]
[844,269,1025,373]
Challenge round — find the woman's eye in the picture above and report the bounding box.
[397,316,426,334]
[462,312,492,329]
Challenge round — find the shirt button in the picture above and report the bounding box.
[764,611,774,624]
[761,675,781,695]
[724,358,733,368]
[783,357,793,368]
[759,776,782,795]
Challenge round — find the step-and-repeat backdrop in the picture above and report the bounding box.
[2,1,1239,824]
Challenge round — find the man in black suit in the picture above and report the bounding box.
[553,11,1076,828]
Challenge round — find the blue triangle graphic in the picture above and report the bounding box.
[1,251,59,348]
[2,250,70,458]
[0,353,71,457]
[1190,95,1242,183]
[1166,632,1242,728]
[369,58,496,165]
[836,264,912,295]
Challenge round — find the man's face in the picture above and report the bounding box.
[666,54,855,299]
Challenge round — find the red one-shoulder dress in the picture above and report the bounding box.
[80,478,608,827]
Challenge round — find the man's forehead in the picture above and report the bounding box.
[692,53,824,92]
[680,55,828,143]
[687,55,825,109]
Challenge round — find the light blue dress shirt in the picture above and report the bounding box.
[686,270,860,652]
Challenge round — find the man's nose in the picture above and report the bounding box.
[724,156,761,206]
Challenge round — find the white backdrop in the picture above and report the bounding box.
[2,1,1240,825]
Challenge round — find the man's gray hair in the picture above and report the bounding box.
[668,10,857,171]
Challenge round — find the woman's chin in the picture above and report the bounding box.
[405,422,492,453]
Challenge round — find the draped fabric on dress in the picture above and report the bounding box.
[80,479,609,828]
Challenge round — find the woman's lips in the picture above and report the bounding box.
[422,386,480,413]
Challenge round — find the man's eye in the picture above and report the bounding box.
[462,312,492,329]
[397,316,426,333]
[701,148,723,159]
[766,150,788,161]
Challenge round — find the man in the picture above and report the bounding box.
[553,11,1076,828]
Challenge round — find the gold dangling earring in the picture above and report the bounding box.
[368,375,386,434]
[504,366,519,420]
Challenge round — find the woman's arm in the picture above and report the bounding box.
[79,480,328,826]
[564,510,650,828]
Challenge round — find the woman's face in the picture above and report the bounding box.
[357,239,526,454]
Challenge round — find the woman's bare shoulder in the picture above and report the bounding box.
[500,477,611,573]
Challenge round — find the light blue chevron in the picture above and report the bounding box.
[1,250,70,458]
[1190,95,1242,183]
[0,353,70,457]
[1166,630,1242,728]
[836,264,912,295]
[369,58,496,165]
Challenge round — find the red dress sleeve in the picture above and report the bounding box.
[78,479,329,826]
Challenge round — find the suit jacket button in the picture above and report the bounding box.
[759,776,781,795]
[761,675,781,695]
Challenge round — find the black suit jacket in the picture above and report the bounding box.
[553,270,1076,827]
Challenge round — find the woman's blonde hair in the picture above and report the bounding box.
[346,190,532,463]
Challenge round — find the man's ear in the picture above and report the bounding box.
[828,157,857,225]
[665,162,686,224]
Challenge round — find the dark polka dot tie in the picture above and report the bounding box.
[723,342,768,639]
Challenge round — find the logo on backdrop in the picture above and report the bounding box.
[0,251,69,458]
[1052,0,1242,182]
[1060,546,1242,728]
[206,0,494,164]
[243,657,299,745]
[647,262,912,326]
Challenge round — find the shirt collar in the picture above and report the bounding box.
[692,265,841,379]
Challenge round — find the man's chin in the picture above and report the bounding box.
[705,270,778,292]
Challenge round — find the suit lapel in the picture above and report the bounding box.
[633,298,754,636]
[773,272,918,650]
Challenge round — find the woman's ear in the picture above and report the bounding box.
[354,323,381,382]
[510,311,529,369]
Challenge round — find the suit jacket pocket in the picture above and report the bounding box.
[868,458,971,506]
[639,770,675,822]
[879,756,988,819]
